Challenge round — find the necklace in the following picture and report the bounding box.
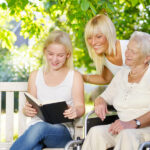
[129,65,149,77]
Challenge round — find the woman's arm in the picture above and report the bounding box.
[94,96,108,121]
[23,71,38,117]
[135,111,150,128]
[64,71,85,119]
[82,66,113,85]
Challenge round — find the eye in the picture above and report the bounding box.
[47,52,53,56]
[58,54,65,57]
[87,36,92,40]
[97,35,102,38]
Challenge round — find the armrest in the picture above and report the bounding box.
[139,141,150,150]
[84,110,95,137]
[84,109,118,138]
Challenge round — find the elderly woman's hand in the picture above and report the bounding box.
[108,119,137,135]
[94,97,108,121]
[23,101,37,117]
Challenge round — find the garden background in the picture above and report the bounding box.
[0,0,149,139]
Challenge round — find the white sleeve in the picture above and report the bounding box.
[100,70,122,105]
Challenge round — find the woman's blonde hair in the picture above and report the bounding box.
[85,14,116,73]
[43,30,73,71]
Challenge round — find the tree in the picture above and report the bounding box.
[0,0,149,81]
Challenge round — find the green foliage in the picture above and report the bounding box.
[0,0,149,81]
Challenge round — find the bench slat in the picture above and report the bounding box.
[6,92,14,142]
[0,92,1,141]
[0,82,27,91]
[0,142,12,150]
[18,92,27,136]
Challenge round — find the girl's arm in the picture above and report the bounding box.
[23,71,38,117]
[27,70,38,97]
[82,66,113,85]
[64,70,85,119]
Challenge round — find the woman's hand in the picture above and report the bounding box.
[23,102,37,117]
[109,119,136,135]
[63,106,77,119]
[94,97,108,121]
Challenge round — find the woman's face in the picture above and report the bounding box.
[45,43,69,70]
[125,40,146,67]
[87,32,108,55]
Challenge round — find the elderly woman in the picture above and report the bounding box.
[82,14,128,84]
[82,31,150,150]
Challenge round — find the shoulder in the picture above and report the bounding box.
[72,70,83,81]
[29,70,38,78]
[73,70,82,77]
[28,70,40,83]
[115,67,129,77]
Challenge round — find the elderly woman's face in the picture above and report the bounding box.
[87,32,108,55]
[125,40,146,67]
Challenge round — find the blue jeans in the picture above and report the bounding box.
[10,122,72,150]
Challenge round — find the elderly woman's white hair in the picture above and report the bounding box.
[130,31,150,56]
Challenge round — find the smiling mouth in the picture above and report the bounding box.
[93,45,101,49]
[126,58,131,61]
[52,63,59,66]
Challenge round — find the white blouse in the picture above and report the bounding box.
[101,65,150,121]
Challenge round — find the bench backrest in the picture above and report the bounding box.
[0,82,28,145]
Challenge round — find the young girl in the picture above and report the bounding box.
[10,30,85,150]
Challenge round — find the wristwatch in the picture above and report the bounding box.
[134,119,141,128]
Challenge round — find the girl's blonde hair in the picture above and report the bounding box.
[43,30,73,71]
[85,14,116,73]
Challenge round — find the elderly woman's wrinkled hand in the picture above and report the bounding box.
[94,97,108,121]
[108,119,136,135]
[23,101,37,117]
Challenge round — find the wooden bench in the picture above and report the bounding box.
[0,82,83,150]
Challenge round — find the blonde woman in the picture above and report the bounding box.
[10,30,85,150]
[83,14,128,84]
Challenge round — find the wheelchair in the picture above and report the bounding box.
[139,142,150,150]
[64,105,118,150]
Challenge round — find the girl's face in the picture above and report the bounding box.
[45,43,70,70]
[87,32,108,55]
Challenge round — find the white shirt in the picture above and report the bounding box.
[104,40,128,75]
[29,67,75,137]
[101,65,150,121]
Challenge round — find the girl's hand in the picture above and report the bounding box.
[94,97,108,121]
[23,101,37,117]
[63,106,77,119]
